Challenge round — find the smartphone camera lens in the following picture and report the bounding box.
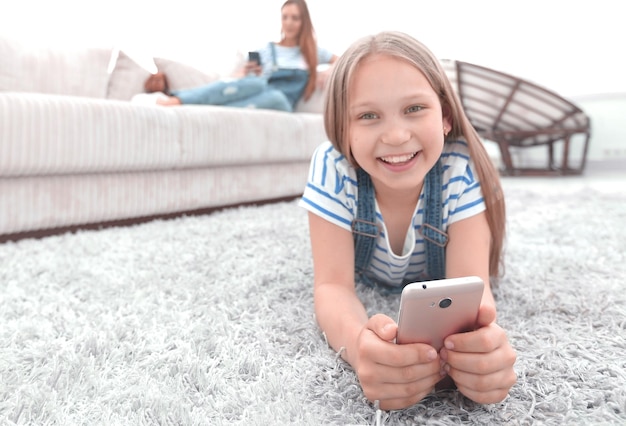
[439,298,452,309]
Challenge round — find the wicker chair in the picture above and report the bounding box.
[443,60,591,175]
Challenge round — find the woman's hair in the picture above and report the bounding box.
[282,0,318,100]
[324,31,506,279]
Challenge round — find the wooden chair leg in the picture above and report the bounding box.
[548,142,554,170]
[497,141,514,174]
[561,135,571,171]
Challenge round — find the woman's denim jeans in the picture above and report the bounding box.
[172,76,292,112]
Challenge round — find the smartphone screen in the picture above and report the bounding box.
[248,51,261,65]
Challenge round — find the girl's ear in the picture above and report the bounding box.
[442,104,453,131]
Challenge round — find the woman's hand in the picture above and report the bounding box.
[243,60,262,76]
[439,303,517,404]
[355,314,443,411]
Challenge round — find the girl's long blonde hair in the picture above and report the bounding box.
[323,31,506,279]
[282,0,318,100]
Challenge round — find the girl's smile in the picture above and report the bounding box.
[379,151,418,164]
[378,151,420,172]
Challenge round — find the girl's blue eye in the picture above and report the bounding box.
[407,105,423,113]
[359,112,377,120]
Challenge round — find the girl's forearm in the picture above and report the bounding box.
[314,282,369,368]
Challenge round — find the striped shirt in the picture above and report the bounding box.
[299,140,486,288]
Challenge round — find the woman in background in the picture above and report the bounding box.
[152,0,338,112]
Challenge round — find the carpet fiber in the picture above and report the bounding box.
[1,172,625,425]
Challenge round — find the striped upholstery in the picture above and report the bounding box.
[0,93,326,176]
[0,92,326,235]
[0,93,180,176]
[0,164,312,234]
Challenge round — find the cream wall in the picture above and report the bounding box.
[1,0,625,98]
[569,95,626,162]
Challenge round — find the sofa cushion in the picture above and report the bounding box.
[0,36,112,98]
[107,50,152,100]
[154,57,219,91]
[295,87,325,114]
[174,105,327,167]
[0,92,327,176]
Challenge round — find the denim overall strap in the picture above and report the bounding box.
[420,160,448,280]
[267,42,308,110]
[352,161,448,291]
[351,168,397,296]
[269,42,278,70]
[352,167,379,274]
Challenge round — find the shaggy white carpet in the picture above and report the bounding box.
[1,171,625,425]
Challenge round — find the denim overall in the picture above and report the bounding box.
[267,43,309,110]
[352,161,448,295]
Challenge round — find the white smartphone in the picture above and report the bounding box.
[396,276,484,350]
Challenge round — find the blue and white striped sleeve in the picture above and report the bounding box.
[442,141,486,226]
[298,141,357,232]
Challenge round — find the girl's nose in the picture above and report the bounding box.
[380,119,411,146]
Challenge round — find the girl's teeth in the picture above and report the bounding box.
[381,152,416,164]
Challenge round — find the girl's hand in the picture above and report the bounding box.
[355,314,443,411]
[439,304,517,404]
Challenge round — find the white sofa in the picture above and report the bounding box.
[0,37,327,240]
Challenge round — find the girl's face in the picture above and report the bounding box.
[281,4,303,42]
[348,54,450,195]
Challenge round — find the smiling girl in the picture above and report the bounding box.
[299,31,516,411]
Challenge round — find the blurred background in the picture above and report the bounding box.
[1,0,624,98]
[1,0,624,164]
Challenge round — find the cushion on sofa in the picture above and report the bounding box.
[153,57,220,91]
[106,50,152,100]
[294,87,325,114]
[174,106,327,168]
[0,36,112,98]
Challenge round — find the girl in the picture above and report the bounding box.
[299,31,517,411]
[155,0,338,112]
